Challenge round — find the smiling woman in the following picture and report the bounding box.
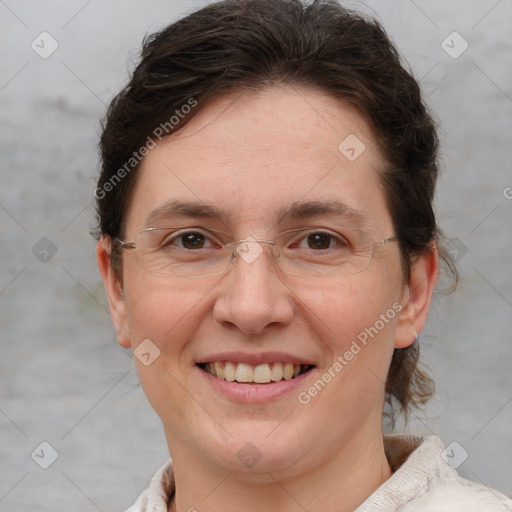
[93,1,511,511]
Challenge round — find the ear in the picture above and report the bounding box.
[96,237,132,349]
[394,244,439,349]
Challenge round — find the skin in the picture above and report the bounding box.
[97,86,438,512]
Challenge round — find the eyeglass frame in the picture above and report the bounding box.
[115,226,398,278]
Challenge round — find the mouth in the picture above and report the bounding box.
[196,361,315,384]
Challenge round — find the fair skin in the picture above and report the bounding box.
[97,86,438,512]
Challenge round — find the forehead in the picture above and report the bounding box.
[127,86,392,234]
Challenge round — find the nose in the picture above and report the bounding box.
[212,239,294,335]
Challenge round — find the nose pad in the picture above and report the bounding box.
[234,236,266,265]
[228,237,280,276]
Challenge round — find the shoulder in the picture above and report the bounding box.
[123,459,174,512]
[357,435,512,512]
[395,435,512,512]
[406,473,512,511]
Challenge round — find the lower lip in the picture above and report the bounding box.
[195,366,314,403]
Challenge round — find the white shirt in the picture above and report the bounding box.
[125,435,512,511]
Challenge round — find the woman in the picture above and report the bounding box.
[95,0,512,510]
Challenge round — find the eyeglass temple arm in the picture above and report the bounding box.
[381,236,397,245]
[115,239,136,249]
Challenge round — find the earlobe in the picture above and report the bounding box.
[394,245,439,349]
[96,237,132,349]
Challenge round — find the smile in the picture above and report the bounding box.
[197,361,315,384]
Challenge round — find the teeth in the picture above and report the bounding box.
[202,361,308,383]
[235,363,253,383]
[253,364,271,383]
[271,362,283,381]
[283,362,294,380]
[214,361,224,379]
[224,361,236,382]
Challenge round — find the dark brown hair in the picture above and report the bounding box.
[96,0,458,423]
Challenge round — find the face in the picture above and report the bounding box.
[99,86,434,478]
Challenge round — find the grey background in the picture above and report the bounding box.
[1,1,511,510]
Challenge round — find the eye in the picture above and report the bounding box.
[305,232,333,250]
[161,230,219,250]
[294,231,349,251]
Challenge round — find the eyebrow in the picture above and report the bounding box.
[144,199,233,227]
[276,200,366,225]
[144,199,366,228]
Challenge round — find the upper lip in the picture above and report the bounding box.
[196,351,316,366]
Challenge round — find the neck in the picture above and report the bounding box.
[167,425,392,512]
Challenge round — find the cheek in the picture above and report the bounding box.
[123,274,212,353]
[293,280,399,424]
[297,268,402,393]
[303,272,400,341]
[122,276,216,421]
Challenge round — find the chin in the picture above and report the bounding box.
[193,417,319,477]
